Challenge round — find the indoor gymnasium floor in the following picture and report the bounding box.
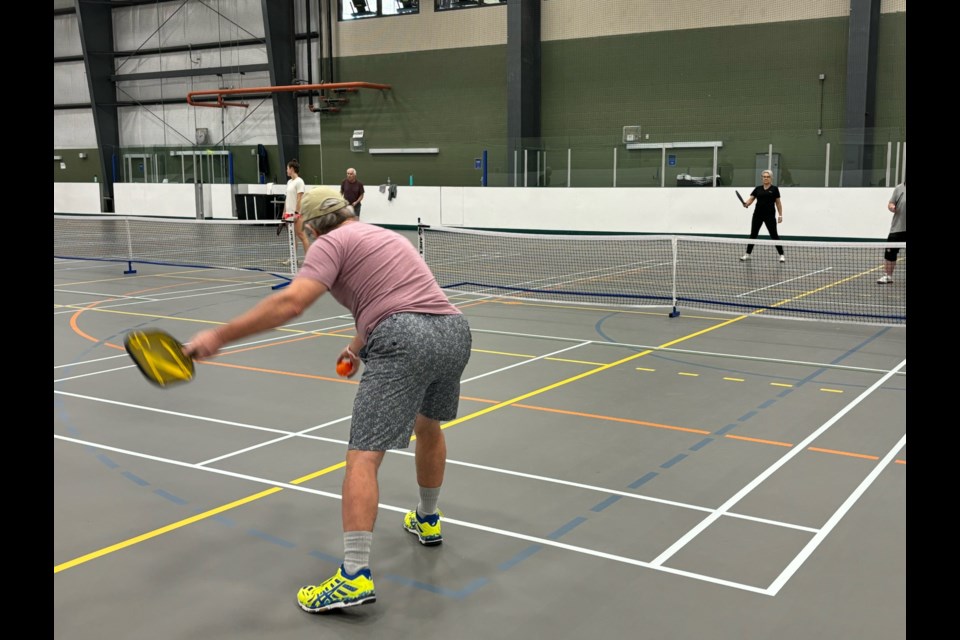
[54,249,906,640]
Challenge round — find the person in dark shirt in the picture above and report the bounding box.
[340,168,365,218]
[740,169,785,262]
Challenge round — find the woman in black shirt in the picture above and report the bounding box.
[740,170,785,262]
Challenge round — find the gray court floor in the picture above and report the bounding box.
[54,249,906,640]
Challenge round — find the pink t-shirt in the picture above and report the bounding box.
[297,221,460,341]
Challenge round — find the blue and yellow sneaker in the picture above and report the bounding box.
[403,509,443,545]
[296,565,376,613]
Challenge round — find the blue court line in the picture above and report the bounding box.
[548,517,588,540]
[55,319,898,604]
[121,471,149,486]
[96,453,120,469]
[660,454,687,469]
[483,312,898,595]
[382,574,490,599]
[715,423,738,435]
[248,529,297,549]
[372,322,895,597]
[498,545,542,570]
[308,549,341,565]
[690,437,714,451]
[66,432,487,600]
[154,489,187,506]
[591,495,622,512]
[629,472,658,489]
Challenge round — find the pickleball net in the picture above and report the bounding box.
[54,214,298,277]
[417,225,906,326]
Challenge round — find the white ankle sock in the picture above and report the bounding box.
[343,531,372,575]
[417,486,441,517]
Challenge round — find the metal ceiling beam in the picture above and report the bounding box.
[74,0,119,212]
[842,0,881,187]
[111,64,269,82]
[111,37,265,58]
[507,0,541,185]
[262,0,299,171]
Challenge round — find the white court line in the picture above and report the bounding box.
[54,353,130,369]
[469,327,904,376]
[53,379,817,535]
[54,290,163,302]
[53,348,903,594]
[53,283,282,315]
[650,358,906,594]
[458,340,591,383]
[57,364,140,382]
[58,280,275,301]
[53,316,357,374]
[54,288,270,315]
[737,266,834,297]
[51,432,767,595]
[766,432,905,595]
[55,277,904,591]
[54,260,128,272]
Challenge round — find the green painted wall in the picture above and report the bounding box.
[322,13,904,188]
[53,148,101,183]
[319,45,507,187]
[56,13,905,189]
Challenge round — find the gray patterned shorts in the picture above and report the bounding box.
[349,313,472,450]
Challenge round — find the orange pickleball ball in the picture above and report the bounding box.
[336,359,354,377]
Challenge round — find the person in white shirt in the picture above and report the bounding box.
[284,159,308,255]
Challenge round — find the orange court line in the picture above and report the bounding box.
[460,396,905,464]
[459,396,710,435]
[68,285,906,468]
[69,304,905,466]
[199,359,357,384]
[806,447,881,461]
[724,434,793,447]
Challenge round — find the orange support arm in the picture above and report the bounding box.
[187,82,392,108]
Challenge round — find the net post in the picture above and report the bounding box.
[668,236,679,317]
[417,217,427,259]
[271,217,298,289]
[123,217,136,274]
[287,220,298,275]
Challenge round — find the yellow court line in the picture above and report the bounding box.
[435,315,748,432]
[54,488,282,573]
[55,313,750,574]
[547,357,607,366]
[56,265,893,574]
[53,461,347,574]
